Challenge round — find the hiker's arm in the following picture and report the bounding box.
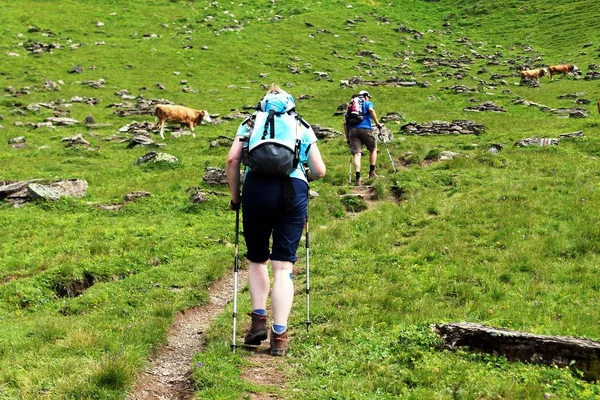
[226,137,243,206]
[343,121,349,143]
[369,108,383,129]
[306,144,326,181]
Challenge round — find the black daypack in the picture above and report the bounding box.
[345,94,365,126]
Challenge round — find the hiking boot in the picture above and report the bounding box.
[368,171,378,179]
[244,312,268,345]
[355,178,362,187]
[269,328,289,356]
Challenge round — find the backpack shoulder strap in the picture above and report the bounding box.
[292,111,311,129]
[241,114,255,126]
[261,110,277,140]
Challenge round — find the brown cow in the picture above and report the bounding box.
[520,68,547,83]
[548,64,578,80]
[154,104,211,139]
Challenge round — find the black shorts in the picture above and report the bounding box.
[241,172,308,263]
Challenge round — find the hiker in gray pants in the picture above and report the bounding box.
[343,90,383,186]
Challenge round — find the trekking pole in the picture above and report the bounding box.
[305,188,311,333]
[230,207,240,353]
[348,155,353,184]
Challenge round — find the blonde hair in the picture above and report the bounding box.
[266,83,282,95]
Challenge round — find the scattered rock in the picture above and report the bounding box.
[516,137,559,147]
[33,122,55,129]
[433,322,600,382]
[61,134,91,147]
[312,124,342,140]
[45,117,79,126]
[550,108,588,118]
[8,136,26,148]
[80,78,105,88]
[464,101,507,113]
[111,98,174,117]
[28,183,61,201]
[512,98,550,111]
[381,112,405,123]
[439,151,464,161]
[189,190,207,204]
[134,151,178,165]
[209,136,233,148]
[25,41,62,54]
[558,92,587,99]
[43,79,61,91]
[203,167,227,185]
[488,143,504,153]
[119,121,156,135]
[401,120,485,135]
[70,96,100,105]
[124,191,151,202]
[128,134,157,148]
[559,131,584,138]
[1,179,88,206]
[439,85,478,94]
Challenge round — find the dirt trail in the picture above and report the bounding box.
[128,187,377,399]
[128,268,248,400]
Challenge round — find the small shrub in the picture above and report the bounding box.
[404,152,422,166]
[341,195,368,213]
[475,152,509,168]
[138,161,184,172]
[91,354,134,390]
[424,149,441,161]
[372,180,387,200]
[427,206,439,216]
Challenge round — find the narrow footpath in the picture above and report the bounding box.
[128,269,249,400]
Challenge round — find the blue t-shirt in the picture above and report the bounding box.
[236,113,318,183]
[349,100,374,130]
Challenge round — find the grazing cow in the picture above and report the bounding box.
[520,68,547,83]
[548,64,578,80]
[154,104,211,139]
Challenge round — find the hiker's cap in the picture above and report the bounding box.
[359,90,371,97]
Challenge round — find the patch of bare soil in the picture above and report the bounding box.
[240,348,288,399]
[350,184,377,208]
[127,268,248,400]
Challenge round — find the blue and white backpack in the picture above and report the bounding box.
[241,90,310,177]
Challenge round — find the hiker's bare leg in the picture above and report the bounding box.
[271,260,294,326]
[352,152,362,173]
[249,261,269,310]
[369,148,377,166]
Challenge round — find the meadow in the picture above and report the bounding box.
[1,0,600,398]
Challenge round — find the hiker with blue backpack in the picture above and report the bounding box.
[343,90,384,186]
[226,84,326,356]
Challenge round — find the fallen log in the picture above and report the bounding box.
[433,322,600,382]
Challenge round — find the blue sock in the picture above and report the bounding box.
[273,324,287,334]
[253,309,267,316]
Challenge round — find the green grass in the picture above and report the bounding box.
[1,0,600,398]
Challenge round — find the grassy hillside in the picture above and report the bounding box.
[1,0,600,398]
